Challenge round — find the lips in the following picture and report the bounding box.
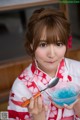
[47,61,55,64]
[45,59,58,64]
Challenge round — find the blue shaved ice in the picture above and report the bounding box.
[51,86,79,106]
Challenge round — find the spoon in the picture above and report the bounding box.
[21,77,59,107]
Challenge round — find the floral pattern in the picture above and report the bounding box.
[8,58,79,120]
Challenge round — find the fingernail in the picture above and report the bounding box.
[64,104,68,107]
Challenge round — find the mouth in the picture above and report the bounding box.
[46,61,56,64]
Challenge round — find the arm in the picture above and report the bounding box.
[63,98,80,118]
[8,78,47,120]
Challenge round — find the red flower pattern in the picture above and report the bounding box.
[8,59,73,120]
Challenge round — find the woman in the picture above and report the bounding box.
[8,8,80,120]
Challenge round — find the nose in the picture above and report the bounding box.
[48,44,55,58]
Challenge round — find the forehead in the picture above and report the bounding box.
[40,27,59,41]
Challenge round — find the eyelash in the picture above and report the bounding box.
[56,42,63,46]
[39,42,47,47]
[38,42,64,47]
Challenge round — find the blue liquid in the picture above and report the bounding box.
[52,87,77,106]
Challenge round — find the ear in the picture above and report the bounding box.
[30,44,33,50]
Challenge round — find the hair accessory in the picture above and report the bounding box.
[67,36,72,48]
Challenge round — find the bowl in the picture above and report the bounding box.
[49,82,80,106]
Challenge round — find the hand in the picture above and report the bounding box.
[50,96,80,112]
[22,96,48,120]
[64,97,80,117]
[63,99,79,109]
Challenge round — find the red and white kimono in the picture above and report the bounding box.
[8,58,80,120]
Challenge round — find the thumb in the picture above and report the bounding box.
[22,97,27,102]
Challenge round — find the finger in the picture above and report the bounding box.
[64,104,68,107]
[22,97,27,101]
[29,97,34,110]
[44,105,48,112]
[73,99,79,105]
[34,97,38,108]
[64,98,80,109]
[29,97,38,115]
[37,96,42,110]
[64,103,73,109]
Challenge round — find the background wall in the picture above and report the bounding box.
[0,4,80,62]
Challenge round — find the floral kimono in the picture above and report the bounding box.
[8,58,80,120]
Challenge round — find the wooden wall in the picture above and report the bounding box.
[66,49,80,61]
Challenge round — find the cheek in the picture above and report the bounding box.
[56,47,66,57]
[35,49,45,59]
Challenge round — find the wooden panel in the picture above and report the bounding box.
[66,49,80,61]
[0,101,8,111]
[59,4,69,19]
[0,57,32,92]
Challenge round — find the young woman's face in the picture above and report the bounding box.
[34,29,66,77]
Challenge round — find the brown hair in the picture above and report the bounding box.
[25,8,70,57]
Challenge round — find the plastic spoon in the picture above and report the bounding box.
[21,77,59,107]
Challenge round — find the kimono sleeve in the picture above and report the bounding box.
[8,78,33,120]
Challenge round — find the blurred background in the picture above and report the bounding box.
[0,3,80,62]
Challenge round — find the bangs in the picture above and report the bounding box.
[46,21,68,45]
[33,16,69,52]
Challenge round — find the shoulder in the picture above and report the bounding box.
[11,77,32,99]
[65,58,80,67]
[18,63,34,81]
[11,63,33,97]
[13,62,33,85]
[65,58,80,76]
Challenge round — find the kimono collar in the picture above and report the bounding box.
[31,58,65,80]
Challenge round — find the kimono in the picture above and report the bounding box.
[8,58,80,120]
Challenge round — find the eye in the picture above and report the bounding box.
[39,42,47,47]
[56,42,64,47]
